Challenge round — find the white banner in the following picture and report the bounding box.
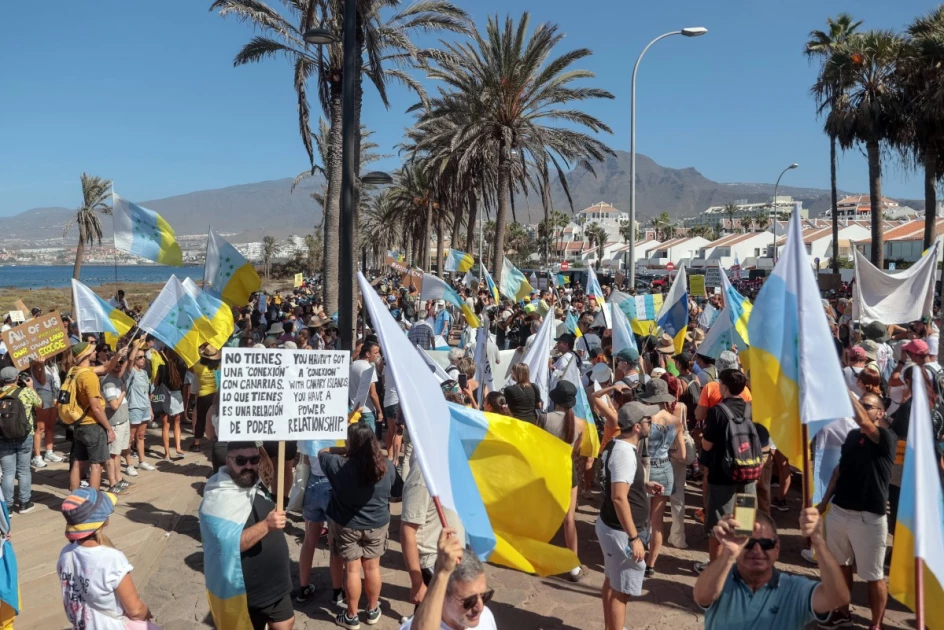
[218,348,350,441]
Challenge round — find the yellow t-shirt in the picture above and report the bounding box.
[192,362,219,397]
[76,369,105,426]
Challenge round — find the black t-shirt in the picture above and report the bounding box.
[703,397,748,486]
[503,383,540,423]
[754,422,770,450]
[241,490,292,608]
[320,452,396,529]
[832,426,896,515]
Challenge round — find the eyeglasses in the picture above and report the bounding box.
[745,537,777,551]
[642,417,653,426]
[455,589,494,610]
[860,403,881,412]
[229,455,261,466]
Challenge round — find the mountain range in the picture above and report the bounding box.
[5,150,921,243]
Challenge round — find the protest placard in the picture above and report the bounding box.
[689,274,706,297]
[1,313,71,370]
[13,300,30,318]
[217,348,350,442]
[293,273,304,288]
[705,267,724,288]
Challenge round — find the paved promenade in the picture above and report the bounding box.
[16,428,916,629]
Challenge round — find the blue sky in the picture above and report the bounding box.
[0,0,937,216]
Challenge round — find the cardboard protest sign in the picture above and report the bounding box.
[13,300,30,318]
[217,348,350,441]
[705,267,724,288]
[1,313,71,370]
[689,275,706,297]
[293,273,304,288]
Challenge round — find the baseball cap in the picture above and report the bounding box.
[549,381,577,409]
[717,350,739,373]
[0,367,17,383]
[617,401,659,433]
[555,332,576,345]
[903,339,930,356]
[615,348,640,364]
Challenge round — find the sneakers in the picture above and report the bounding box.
[644,566,655,578]
[332,589,346,608]
[693,561,708,574]
[138,462,156,471]
[295,585,316,603]
[669,537,688,549]
[568,566,584,582]
[79,480,89,488]
[17,501,35,514]
[335,611,361,629]
[801,548,818,564]
[771,498,790,513]
[817,612,852,628]
[43,450,64,463]
[125,465,139,477]
[365,606,381,626]
[31,456,47,469]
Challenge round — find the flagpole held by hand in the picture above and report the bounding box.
[432,495,449,529]
[276,441,286,512]
[916,556,925,630]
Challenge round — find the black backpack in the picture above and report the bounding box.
[716,401,763,482]
[402,297,416,321]
[0,387,29,440]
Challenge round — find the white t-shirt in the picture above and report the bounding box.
[350,359,378,412]
[603,440,638,486]
[58,543,133,630]
[842,366,863,390]
[400,607,497,630]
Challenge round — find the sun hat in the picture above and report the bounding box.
[590,363,613,384]
[282,341,298,350]
[859,339,879,361]
[650,367,667,379]
[199,344,222,361]
[549,381,577,409]
[0,367,17,383]
[862,321,889,342]
[266,322,285,336]
[70,341,95,362]
[639,378,675,404]
[657,334,676,354]
[617,401,659,433]
[61,487,117,541]
[717,350,740,373]
[903,339,930,356]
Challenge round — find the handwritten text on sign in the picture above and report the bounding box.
[1,313,71,371]
[218,348,350,441]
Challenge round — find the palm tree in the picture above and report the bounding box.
[586,224,609,270]
[807,13,863,273]
[722,202,740,233]
[753,212,770,233]
[821,30,906,268]
[262,235,278,280]
[650,212,672,241]
[417,12,614,281]
[68,174,112,280]
[304,233,322,276]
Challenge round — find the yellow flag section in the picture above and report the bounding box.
[889,376,944,629]
[449,405,579,576]
[205,229,262,307]
[182,278,235,349]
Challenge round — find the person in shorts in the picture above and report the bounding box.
[101,356,131,494]
[124,343,155,475]
[67,342,114,491]
[319,423,397,629]
[294,449,332,604]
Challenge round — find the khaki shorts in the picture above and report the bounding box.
[328,520,388,561]
[825,504,888,582]
[108,422,130,457]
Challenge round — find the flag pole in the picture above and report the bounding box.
[801,424,811,509]
[916,557,925,629]
[432,495,449,529]
[203,226,211,290]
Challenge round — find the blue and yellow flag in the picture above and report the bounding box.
[482,266,500,303]
[560,356,600,458]
[71,279,135,339]
[420,273,479,328]
[205,229,262,307]
[138,275,212,367]
[182,278,235,350]
[655,267,688,355]
[500,259,534,302]
[112,194,182,266]
[444,248,475,273]
[564,311,583,338]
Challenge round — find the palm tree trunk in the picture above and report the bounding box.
[924,158,937,251]
[866,139,884,269]
[465,191,477,255]
[437,201,445,279]
[493,154,511,282]
[830,136,840,274]
[450,201,462,255]
[423,199,433,271]
[323,81,343,316]
[72,224,86,281]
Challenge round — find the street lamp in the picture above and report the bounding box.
[771,163,799,263]
[303,28,339,45]
[361,171,393,185]
[629,26,708,289]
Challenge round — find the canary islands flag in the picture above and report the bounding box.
[655,267,688,355]
[71,279,135,338]
[560,357,600,459]
[747,210,852,472]
[112,194,182,266]
[138,275,212,367]
[420,273,479,328]
[181,278,235,350]
[500,259,534,302]
[889,374,944,629]
[205,229,262,307]
[482,265,500,304]
[444,248,475,274]
[610,290,662,337]
[564,311,583,338]
[0,497,18,621]
[699,273,752,360]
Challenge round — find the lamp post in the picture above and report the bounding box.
[629,26,707,289]
[771,163,799,264]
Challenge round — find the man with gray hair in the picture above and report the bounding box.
[401,528,496,630]
[445,348,465,381]
[408,310,436,350]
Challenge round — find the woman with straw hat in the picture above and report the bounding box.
[57,488,152,628]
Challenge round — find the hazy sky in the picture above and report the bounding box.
[1,0,937,215]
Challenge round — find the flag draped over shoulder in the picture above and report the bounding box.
[449,404,579,576]
[359,272,496,561]
[420,273,479,328]
[71,279,135,337]
[444,248,475,274]
[500,259,534,302]
[889,375,944,629]
[747,210,852,472]
[656,267,688,355]
[205,229,262,307]
[112,194,182,266]
[852,242,939,325]
[198,469,254,630]
[138,275,212,367]
[181,278,235,349]
[522,312,555,410]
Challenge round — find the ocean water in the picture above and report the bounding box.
[0,265,205,289]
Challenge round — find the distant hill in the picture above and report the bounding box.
[6,151,921,243]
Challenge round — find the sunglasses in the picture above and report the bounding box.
[455,589,494,611]
[745,537,777,551]
[230,455,261,466]
[860,403,881,412]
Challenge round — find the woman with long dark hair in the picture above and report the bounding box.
[319,422,397,628]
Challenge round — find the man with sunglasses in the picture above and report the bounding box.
[595,401,664,630]
[694,507,849,630]
[403,527,496,630]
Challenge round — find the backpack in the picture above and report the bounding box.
[924,364,944,400]
[402,297,416,321]
[58,367,92,425]
[688,368,714,409]
[0,387,29,440]
[716,401,763,482]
